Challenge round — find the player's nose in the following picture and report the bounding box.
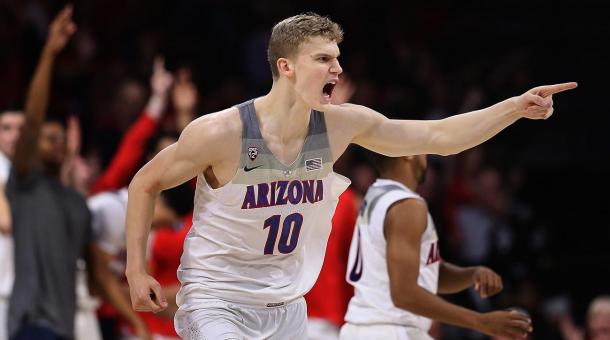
[330,60,342,75]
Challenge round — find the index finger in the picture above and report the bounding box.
[56,4,74,23]
[539,82,578,97]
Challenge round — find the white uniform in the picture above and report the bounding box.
[88,188,129,275]
[175,100,350,339]
[341,179,440,340]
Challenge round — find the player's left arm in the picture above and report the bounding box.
[333,82,577,157]
[438,262,503,298]
[386,198,485,330]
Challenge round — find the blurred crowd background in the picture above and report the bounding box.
[0,1,608,339]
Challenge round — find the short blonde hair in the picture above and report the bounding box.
[267,12,343,79]
[588,296,610,321]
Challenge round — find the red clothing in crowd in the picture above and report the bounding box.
[443,175,476,243]
[305,188,359,327]
[90,113,158,195]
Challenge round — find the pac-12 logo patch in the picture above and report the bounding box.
[248,146,259,161]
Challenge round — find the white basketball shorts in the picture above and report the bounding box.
[175,296,307,340]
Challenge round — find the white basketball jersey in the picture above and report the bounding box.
[177,100,350,306]
[344,179,440,331]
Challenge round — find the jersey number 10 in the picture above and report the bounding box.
[263,213,304,255]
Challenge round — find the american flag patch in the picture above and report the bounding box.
[305,158,322,172]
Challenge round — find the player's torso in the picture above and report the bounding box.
[178,99,350,305]
[345,179,439,330]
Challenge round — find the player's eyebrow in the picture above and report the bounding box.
[312,52,340,58]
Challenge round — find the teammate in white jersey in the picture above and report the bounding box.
[124,12,576,339]
[341,153,532,339]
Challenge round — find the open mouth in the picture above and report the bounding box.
[322,82,336,100]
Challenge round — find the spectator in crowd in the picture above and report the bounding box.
[558,295,610,340]
[586,296,610,340]
[6,5,91,339]
[88,57,174,196]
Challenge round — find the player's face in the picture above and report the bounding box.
[38,122,66,167]
[292,36,343,110]
[0,111,25,157]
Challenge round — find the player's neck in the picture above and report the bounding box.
[255,82,311,142]
[383,170,418,192]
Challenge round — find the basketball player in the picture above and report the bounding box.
[340,153,531,339]
[125,13,576,339]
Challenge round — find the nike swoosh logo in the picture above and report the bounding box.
[244,165,262,172]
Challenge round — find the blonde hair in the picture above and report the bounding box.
[267,12,343,79]
[588,295,610,320]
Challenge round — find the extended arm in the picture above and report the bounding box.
[340,82,576,157]
[13,5,76,176]
[385,199,530,338]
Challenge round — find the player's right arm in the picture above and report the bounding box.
[385,198,532,338]
[125,113,231,312]
[325,83,576,162]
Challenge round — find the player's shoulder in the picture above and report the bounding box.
[324,103,379,125]
[387,197,428,223]
[385,197,428,238]
[179,106,242,148]
[186,106,241,136]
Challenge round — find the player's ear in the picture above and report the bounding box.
[277,57,294,78]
